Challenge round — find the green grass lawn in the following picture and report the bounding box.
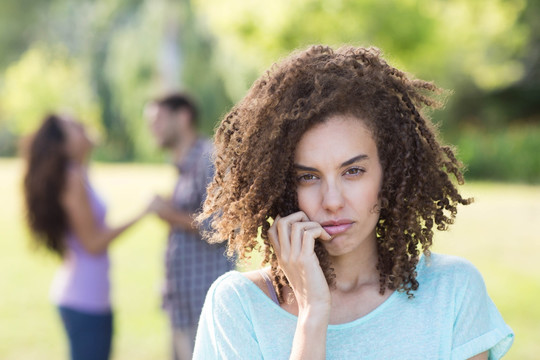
[1,158,538,359]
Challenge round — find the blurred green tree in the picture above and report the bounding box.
[0,0,538,181]
[0,0,231,160]
[102,0,231,160]
[0,44,101,135]
[0,0,56,69]
[194,0,529,101]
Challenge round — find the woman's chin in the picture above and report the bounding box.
[321,235,351,257]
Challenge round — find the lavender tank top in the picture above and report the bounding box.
[50,174,110,313]
[259,269,280,305]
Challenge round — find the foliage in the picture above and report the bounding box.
[0,0,56,69]
[0,44,101,135]
[450,125,540,183]
[0,0,232,161]
[192,0,539,182]
[99,1,167,160]
[194,0,529,99]
[0,0,538,181]
[90,0,232,160]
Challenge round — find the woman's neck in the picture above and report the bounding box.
[330,238,380,293]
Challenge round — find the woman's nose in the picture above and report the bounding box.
[321,180,345,212]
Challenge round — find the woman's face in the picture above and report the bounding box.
[60,118,93,163]
[294,115,383,257]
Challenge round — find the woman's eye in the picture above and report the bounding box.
[345,167,365,176]
[297,174,317,183]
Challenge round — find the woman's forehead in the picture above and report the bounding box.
[294,116,377,164]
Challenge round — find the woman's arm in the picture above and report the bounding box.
[61,168,151,255]
[268,212,332,360]
[290,308,330,360]
[193,274,264,360]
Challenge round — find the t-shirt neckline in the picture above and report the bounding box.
[238,254,426,330]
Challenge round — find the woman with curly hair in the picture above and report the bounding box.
[193,46,514,359]
[23,114,154,360]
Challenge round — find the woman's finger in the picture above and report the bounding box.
[289,222,309,260]
[301,226,331,258]
[275,212,310,260]
[268,218,280,254]
[290,221,322,259]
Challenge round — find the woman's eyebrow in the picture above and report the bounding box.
[341,154,368,167]
[294,154,368,172]
[294,164,318,172]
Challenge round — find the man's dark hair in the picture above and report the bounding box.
[156,93,198,126]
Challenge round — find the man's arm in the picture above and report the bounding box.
[152,196,198,232]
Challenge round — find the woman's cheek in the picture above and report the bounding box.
[296,187,317,217]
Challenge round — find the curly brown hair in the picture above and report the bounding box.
[22,114,70,256]
[198,45,472,301]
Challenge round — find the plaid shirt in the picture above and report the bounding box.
[163,137,233,328]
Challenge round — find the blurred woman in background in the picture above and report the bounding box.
[22,114,154,360]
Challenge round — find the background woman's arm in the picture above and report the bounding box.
[61,168,150,255]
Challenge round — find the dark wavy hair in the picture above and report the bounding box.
[155,92,199,126]
[198,45,472,301]
[23,114,69,256]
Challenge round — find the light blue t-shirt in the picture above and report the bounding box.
[193,253,513,359]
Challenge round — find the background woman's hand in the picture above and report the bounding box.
[268,211,332,312]
[148,195,168,215]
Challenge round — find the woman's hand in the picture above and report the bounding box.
[268,211,332,312]
[269,211,332,360]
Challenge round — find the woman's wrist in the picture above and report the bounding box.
[291,307,329,360]
[298,304,330,328]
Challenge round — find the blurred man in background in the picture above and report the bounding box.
[146,93,233,360]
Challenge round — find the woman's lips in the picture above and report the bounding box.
[322,223,353,236]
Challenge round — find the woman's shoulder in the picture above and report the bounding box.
[62,165,88,202]
[420,252,485,285]
[423,252,476,268]
[208,270,260,299]
[64,164,90,190]
[414,253,489,306]
[419,253,482,281]
[65,163,84,180]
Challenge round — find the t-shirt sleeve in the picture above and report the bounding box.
[193,273,264,360]
[451,261,514,360]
